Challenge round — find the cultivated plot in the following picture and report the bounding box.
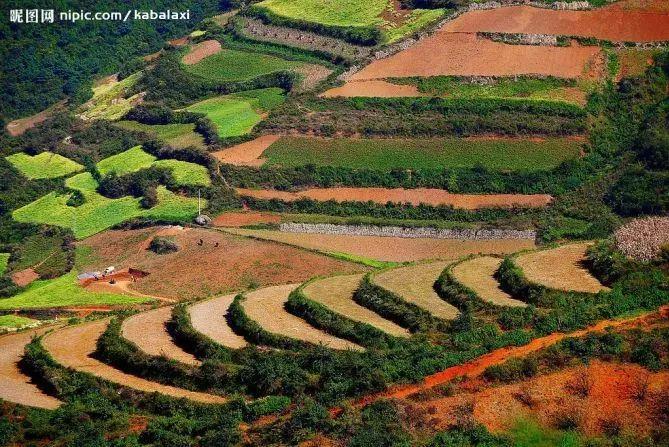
[115,121,206,149]
[189,294,248,349]
[6,152,83,179]
[451,256,526,307]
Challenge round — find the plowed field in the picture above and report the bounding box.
[213,135,280,166]
[451,256,526,307]
[189,294,248,349]
[181,40,222,65]
[321,80,423,98]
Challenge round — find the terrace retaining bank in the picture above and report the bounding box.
[279,223,536,240]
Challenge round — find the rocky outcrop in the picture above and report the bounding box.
[279,223,536,240]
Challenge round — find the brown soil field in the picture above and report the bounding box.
[0,326,62,409]
[189,293,248,349]
[411,361,669,438]
[515,243,609,294]
[213,135,280,166]
[443,4,669,42]
[236,187,553,209]
[79,226,365,300]
[42,319,227,403]
[321,80,424,98]
[352,304,668,408]
[212,211,281,227]
[169,36,189,47]
[350,33,600,81]
[303,274,410,337]
[11,268,39,287]
[373,262,459,320]
[181,40,222,65]
[226,228,535,263]
[241,284,362,350]
[451,256,526,307]
[121,306,200,366]
[5,100,66,137]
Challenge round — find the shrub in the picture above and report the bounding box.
[148,236,179,254]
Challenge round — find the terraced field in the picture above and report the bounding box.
[42,319,227,403]
[0,327,61,409]
[262,136,583,171]
[189,294,248,349]
[78,73,143,121]
[121,306,201,365]
[373,262,459,320]
[451,256,526,307]
[241,284,362,350]
[303,274,410,337]
[213,135,280,166]
[6,152,83,179]
[183,48,304,82]
[96,146,156,176]
[115,121,206,149]
[515,243,609,294]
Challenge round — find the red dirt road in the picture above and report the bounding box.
[443,5,669,42]
[351,305,669,409]
[350,33,600,80]
[236,187,553,209]
[0,326,61,409]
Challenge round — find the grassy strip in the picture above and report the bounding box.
[0,314,38,329]
[262,136,582,171]
[227,293,313,350]
[285,285,397,349]
[169,303,235,362]
[325,251,400,269]
[278,213,478,230]
[354,274,448,333]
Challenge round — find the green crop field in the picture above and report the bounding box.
[153,159,211,186]
[78,72,143,121]
[0,271,150,310]
[12,172,203,239]
[254,0,387,27]
[183,48,303,83]
[262,136,582,171]
[185,88,285,137]
[96,145,157,176]
[0,253,9,275]
[384,9,445,43]
[393,76,585,105]
[6,152,83,179]
[0,315,38,329]
[115,121,206,149]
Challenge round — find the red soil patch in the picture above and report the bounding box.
[11,268,39,287]
[168,36,189,47]
[78,226,365,300]
[411,361,669,438]
[350,305,668,410]
[236,187,553,209]
[321,80,424,98]
[5,100,66,137]
[213,135,280,166]
[351,33,600,80]
[443,5,669,43]
[212,211,281,227]
[181,39,222,65]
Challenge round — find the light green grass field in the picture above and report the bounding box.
[6,152,83,179]
[0,253,9,275]
[183,48,303,83]
[0,272,149,310]
[78,72,143,121]
[263,136,582,171]
[185,88,285,137]
[12,172,203,239]
[153,159,211,186]
[96,145,157,176]
[115,121,206,149]
[255,0,387,27]
[0,315,39,329]
[393,76,586,105]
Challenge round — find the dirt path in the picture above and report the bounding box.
[515,243,609,294]
[42,319,227,404]
[236,187,553,209]
[451,256,526,307]
[242,284,363,351]
[226,228,535,263]
[321,80,424,98]
[121,307,201,366]
[303,274,410,337]
[352,305,669,408]
[372,262,459,320]
[189,294,248,349]
[0,326,62,409]
[213,135,280,166]
[443,5,669,42]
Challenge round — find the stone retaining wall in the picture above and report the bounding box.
[279,223,536,240]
